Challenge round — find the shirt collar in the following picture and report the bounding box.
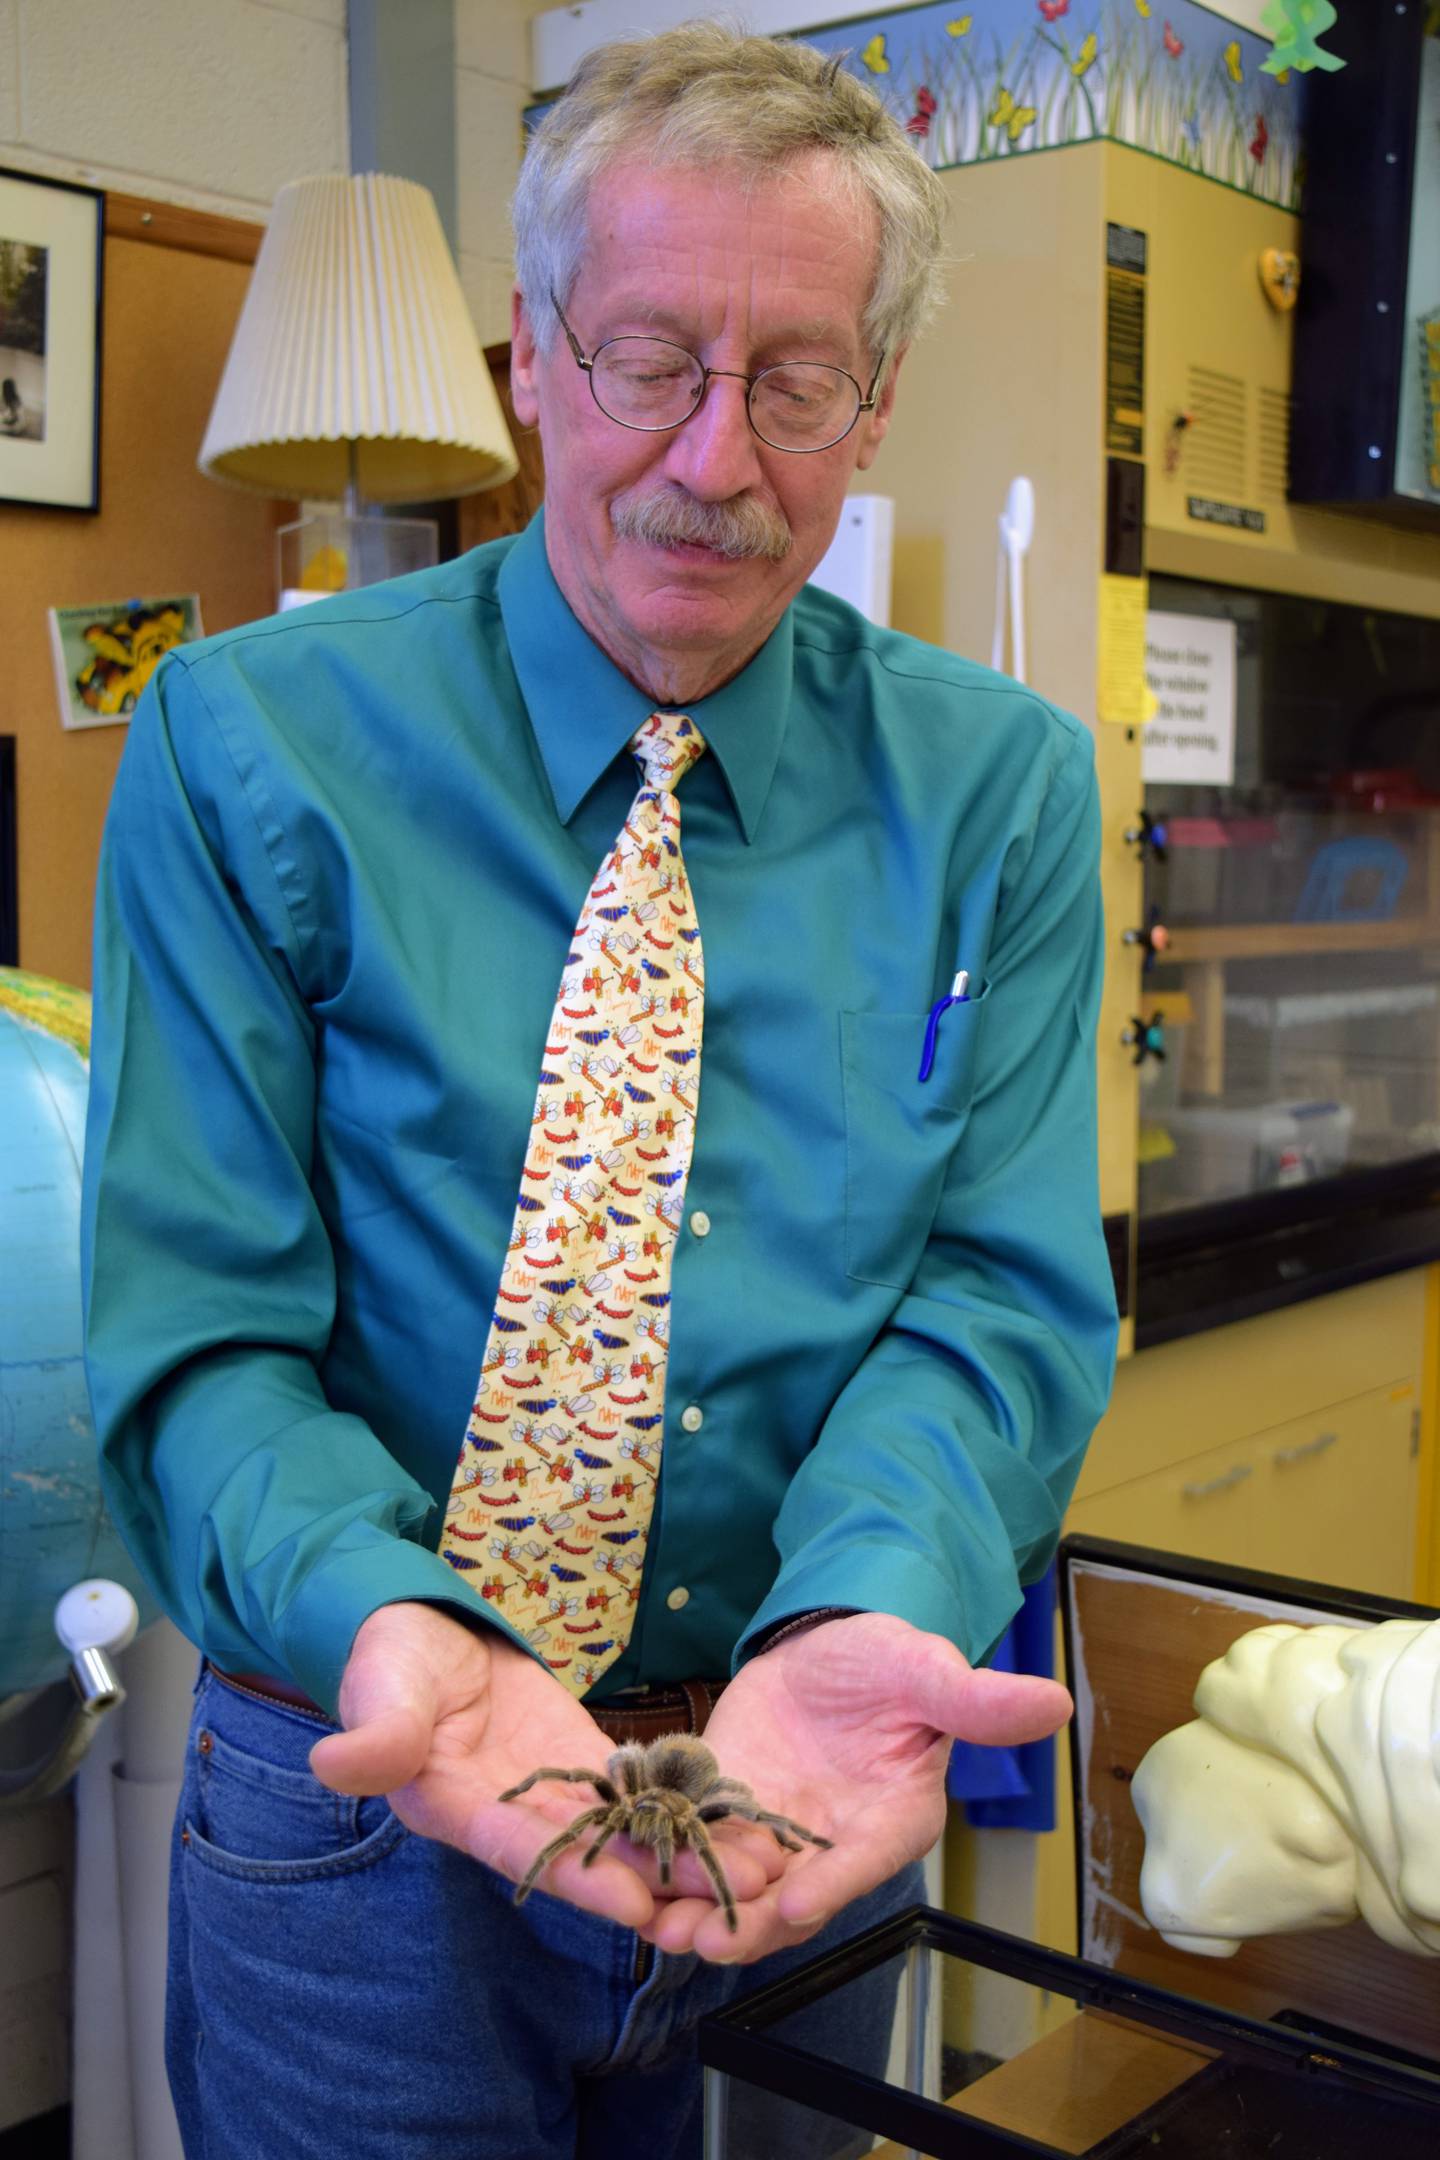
[497,507,792,846]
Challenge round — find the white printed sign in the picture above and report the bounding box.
[1142,613,1237,785]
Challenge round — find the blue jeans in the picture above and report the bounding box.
[166,1660,924,2159]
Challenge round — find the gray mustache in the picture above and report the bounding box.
[611,491,791,563]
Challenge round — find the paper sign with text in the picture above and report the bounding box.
[1141,613,1237,785]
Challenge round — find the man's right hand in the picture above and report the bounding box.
[307,1602,777,1929]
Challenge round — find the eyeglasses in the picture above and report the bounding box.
[551,292,884,455]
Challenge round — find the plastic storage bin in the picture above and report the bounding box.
[1159,1098,1354,1205]
[1225,984,1437,1144]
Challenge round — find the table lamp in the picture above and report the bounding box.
[199,172,518,608]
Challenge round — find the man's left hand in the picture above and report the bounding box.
[638,1611,1071,1965]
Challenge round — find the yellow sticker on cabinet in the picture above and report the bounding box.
[1097,573,1158,725]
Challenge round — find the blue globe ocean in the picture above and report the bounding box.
[0,968,157,1699]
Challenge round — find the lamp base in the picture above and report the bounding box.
[277,511,438,611]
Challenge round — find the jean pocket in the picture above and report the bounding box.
[189,1717,406,1883]
[841,997,986,1288]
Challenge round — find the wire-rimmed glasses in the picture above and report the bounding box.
[552,292,884,455]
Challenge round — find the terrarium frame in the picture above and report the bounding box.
[698,1903,1440,2157]
[1059,1535,1440,2059]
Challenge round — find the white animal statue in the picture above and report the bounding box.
[1132,1616,1440,1960]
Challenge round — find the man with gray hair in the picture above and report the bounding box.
[83,22,1117,2157]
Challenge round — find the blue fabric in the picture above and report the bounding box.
[82,506,1118,1718]
[167,1657,922,2160]
[946,1569,1058,1831]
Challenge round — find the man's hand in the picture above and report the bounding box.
[637,1611,1072,1965]
[307,1602,778,1928]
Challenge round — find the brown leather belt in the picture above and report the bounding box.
[211,1666,726,1748]
[591,1678,726,1748]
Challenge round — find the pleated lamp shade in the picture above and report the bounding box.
[199,173,518,504]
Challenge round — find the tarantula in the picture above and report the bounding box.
[499,1733,832,1932]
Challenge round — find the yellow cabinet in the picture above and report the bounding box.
[1065,1382,1418,1600]
[1065,1269,1431,1603]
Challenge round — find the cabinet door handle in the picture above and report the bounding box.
[1182,1464,1252,1500]
[1273,1430,1338,1468]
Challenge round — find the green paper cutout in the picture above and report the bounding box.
[1259,0,1347,74]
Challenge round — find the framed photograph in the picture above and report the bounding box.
[48,594,204,731]
[0,167,103,512]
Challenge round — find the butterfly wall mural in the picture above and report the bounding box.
[795,0,1306,210]
[524,0,1315,213]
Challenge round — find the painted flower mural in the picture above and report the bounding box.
[793,0,1305,210]
[525,0,1309,213]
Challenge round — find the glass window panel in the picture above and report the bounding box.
[1139,575,1440,1221]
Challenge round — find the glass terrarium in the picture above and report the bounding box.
[276,506,438,612]
[1131,574,1440,1345]
[698,1904,1440,2158]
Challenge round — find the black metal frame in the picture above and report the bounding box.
[698,1904,1440,2156]
[1135,1149,1440,1347]
[0,738,14,966]
[1059,1532,1439,1636]
[703,1537,1440,2142]
[1133,557,1440,1344]
[0,165,104,515]
[1057,1534,1438,2007]
[700,1543,1440,2147]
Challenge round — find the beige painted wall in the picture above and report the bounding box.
[0,0,547,353]
[455,0,554,347]
[0,0,347,220]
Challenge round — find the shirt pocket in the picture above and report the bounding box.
[841,995,987,1289]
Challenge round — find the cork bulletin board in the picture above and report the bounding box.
[3,193,286,990]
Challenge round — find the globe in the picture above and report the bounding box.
[0,967,158,1698]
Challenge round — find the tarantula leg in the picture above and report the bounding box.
[579,1817,624,1869]
[654,1817,676,1888]
[756,1810,833,1850]
[686,1820,740,1934]
[697,1800,780,1830]
[700,1799,833,1851]
[499,1767,618,1804]
[512,1806,610,1905]
[758,1812,832,1850]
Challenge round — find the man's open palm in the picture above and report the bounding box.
[307,1604,777,1929]
[638,1611,1072,1964]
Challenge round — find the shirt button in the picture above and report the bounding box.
[680,1404,704,1433]
[666,1586,690,1611]
[689,1210,711,1238]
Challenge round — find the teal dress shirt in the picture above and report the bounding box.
[81,508,1118,1720]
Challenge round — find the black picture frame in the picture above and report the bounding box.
[0,165,103,513]
[0,737,15,966]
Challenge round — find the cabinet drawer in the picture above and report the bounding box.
[1072,1270,1426,1500]
[1064,1383,1418,1601]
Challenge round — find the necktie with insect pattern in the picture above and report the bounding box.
[441,712,707,1695]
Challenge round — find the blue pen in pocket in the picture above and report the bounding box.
[918,971,971,1083]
